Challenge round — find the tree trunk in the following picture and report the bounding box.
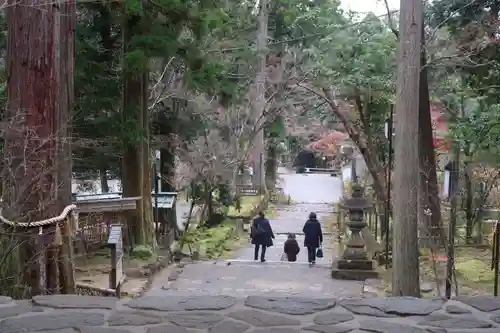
[140,72,154,247]
[392,0,422,297]
[251,0,268,193]
[418,25,442,245]
[322,88,387,203]
[121,15,152,247]
[5,0,75,296]
[265,140,277,191]
[464,161,473,243]
[100,167,109,193]
[160,144,179,234]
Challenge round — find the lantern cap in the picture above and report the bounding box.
[340,184,372,209]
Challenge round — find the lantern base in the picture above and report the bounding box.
[331,259,378,281]
[337,258,374,270]
[331,267,379,281]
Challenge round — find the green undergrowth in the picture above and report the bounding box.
[194,219,245,259]
[227,195,264,217]
[375,246,495,296]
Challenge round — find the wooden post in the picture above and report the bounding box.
[59,216,76,294]
[108,224,124,298]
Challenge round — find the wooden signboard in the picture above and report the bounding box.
[107,224,124,296]
[236,185,260,196]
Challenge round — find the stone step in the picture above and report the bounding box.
[274,232,334,236]
[223,259,331,268]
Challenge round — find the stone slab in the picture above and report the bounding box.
[418,314,494,329]
[33,295,117,309]
[0,312,105,333]
[0,302,37,319]
[79,328,134,333]
[165,311,225,329]
[340,297,445,317]
[125,295,237,311]
[146,324,192,333]
[0,296,12,304]
[228,309,301,326]
[0,295,499,333]
[208,319,252,333]
[313,311,355,325]
[108,311,164,326]
[245,296,336,315]
[454,296,500,312]
[359,319,446,333]
[445,304,471,314]
[304,325,355,333]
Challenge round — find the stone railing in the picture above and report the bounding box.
[0,294,499,333]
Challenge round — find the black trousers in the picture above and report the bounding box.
[254,244,266,260]
[307,246,316,263]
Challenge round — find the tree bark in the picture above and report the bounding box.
[100,166,109,193]
[265,140,277,190]
[392,0,422,297]
[418,26,442,244]
[5,0,75,295]
[121,15,152,246]
[464,161,473,243]
[251,0,268,192]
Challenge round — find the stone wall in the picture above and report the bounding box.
[0,294,499,333]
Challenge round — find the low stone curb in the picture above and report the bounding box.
[0,294,499,333]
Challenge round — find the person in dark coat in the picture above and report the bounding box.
[284,233,300,262]
[302,212,323,265]
[250,212,275,262]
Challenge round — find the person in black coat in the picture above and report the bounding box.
[302,212,323,265]
[284,233,300,262]
[250,212,275,262]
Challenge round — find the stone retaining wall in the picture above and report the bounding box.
[0,294,499,332]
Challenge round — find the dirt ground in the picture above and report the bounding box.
[75,248,171,297]
[373,245,497,296]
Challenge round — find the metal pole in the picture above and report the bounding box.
[493,221,499,296]
[446,140,459,299]
[385,106,393,269]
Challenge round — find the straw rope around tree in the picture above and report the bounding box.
[0,204,77,227]
[0,205,78,246]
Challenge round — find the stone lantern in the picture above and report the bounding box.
[332,184,378,280]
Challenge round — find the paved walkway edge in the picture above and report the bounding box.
[0,294,499,332]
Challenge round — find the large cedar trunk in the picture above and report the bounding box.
[160,147,178,232]
[121,15,153,246]
[159,98,180,234]
[418,28,442,244]
[251,0,268,192]
[265,140,277,191]
[4,0,75,296]
[392,0,421,297]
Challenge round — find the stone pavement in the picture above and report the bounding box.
[232,203,335,264]
[147,172,359,298]
[1,294,500,333]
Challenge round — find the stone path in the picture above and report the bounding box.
[148,202,361,298]
[148,171,362,298]
[1,294,500,333]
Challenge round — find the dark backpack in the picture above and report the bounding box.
[250,222,265,238]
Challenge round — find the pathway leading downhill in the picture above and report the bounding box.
[147,169,364,298]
